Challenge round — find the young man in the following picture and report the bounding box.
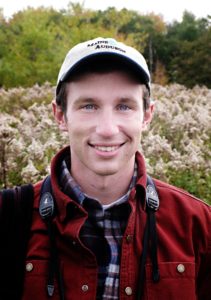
[1,37,211,300]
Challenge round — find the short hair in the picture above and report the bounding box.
[56,57,150,113]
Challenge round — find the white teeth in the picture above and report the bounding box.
[94,145,119,152]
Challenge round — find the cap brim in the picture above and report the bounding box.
[56,52,150,95]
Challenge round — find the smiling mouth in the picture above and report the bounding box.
[94,145,119,152]
[89,143,125,152]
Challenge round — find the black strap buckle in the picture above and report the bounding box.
[146,184,159,211]
[146,176,159,211]
[39,192,54,219]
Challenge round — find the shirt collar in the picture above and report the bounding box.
[59,154,137,209]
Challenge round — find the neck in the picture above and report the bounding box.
[70,160,135,205]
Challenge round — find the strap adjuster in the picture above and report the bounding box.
[146,184,159,211]
[39,192,54,219]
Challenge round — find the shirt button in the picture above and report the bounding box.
[177,264,185,273]
[125,286,133,296]
[82,284,89,292]
[126,235,133,243]
[26,262,33,272]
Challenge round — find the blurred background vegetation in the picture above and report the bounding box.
[0,2,211,89]
[0,2,210,204]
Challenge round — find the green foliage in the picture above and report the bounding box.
[0,4,210,203]
[156,12,211,87]
[170,28,211,87]
[168,169,211,205]
[0,8,66,87]
[0,4,210,88]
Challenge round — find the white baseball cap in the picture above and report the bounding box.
[56,37,150,94]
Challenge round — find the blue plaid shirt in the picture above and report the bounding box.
[59,156,137,299]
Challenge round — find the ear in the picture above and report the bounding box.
[142,102,154,130]
[52,100,68,131]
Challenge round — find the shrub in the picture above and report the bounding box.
[0,83,210,204]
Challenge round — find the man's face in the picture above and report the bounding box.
[55,71,153,178]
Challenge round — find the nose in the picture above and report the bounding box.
[96,110,119,137]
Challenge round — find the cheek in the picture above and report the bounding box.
[124,126,142,147]
[66,123,87,146]
[126,117,143,136]
[133,122,144,143]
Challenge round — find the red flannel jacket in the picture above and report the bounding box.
[21,147,211,300]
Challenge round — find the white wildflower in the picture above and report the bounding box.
[21,160,39,182]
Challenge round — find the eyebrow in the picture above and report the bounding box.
[119,97,136,102]
[118,97,140,106]
[71,95,140,108]
[72,97,97,107]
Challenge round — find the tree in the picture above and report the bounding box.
[0,5,210,88]
[155,11,211,86]
[171,28,211,87]
[0,7,71,88]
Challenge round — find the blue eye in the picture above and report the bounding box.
[82,104,96,110]
[117,104,130,111]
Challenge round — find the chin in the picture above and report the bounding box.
[94,167,118,177]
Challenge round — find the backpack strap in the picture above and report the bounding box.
[137,175,160,299]
[146,175,159,211]
[39,175,65,300]
[37,174,159,300]
[0,184,34,300]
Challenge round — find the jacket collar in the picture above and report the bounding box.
[50,146,148,221]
